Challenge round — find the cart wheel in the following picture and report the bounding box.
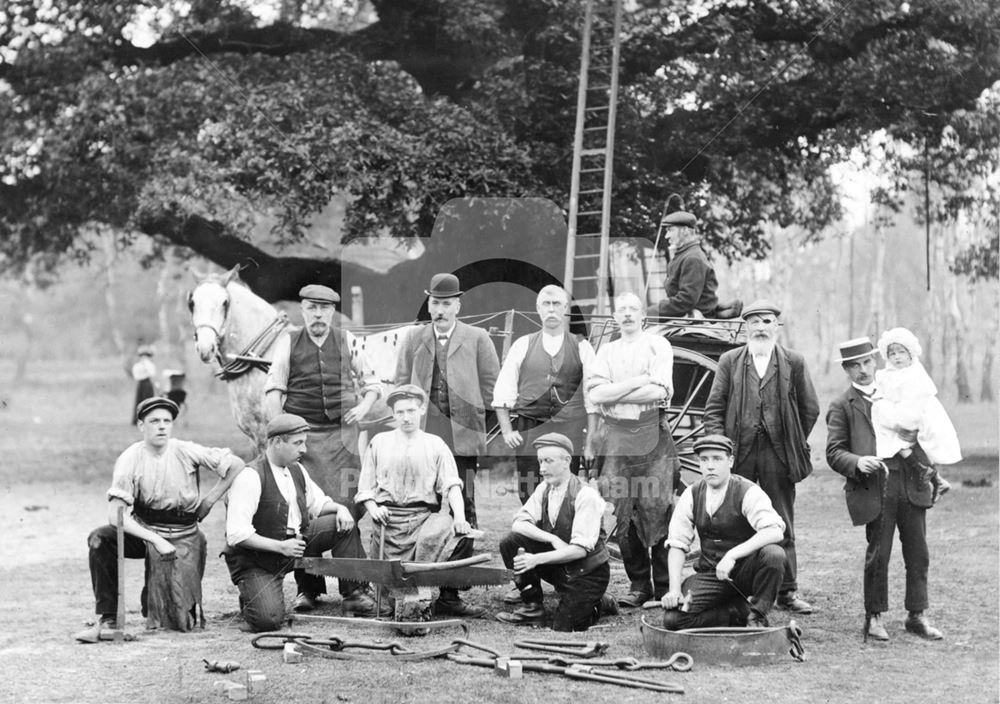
[666,347,718,493]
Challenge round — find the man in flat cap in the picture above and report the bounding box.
[646,211,721,320]
[223,414,380,632]
[826,337,942,641]
[75,397,244,642]
[264,284,382,610]
[493,285,599,505]
[356,385,484,618]
[660,434,786,629]
[496,433,616,631]
[586,292,679,609]
[703,299,819,614]
[394,273,500,528]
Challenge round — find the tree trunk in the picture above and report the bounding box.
[102,230,127,358]
[981,344,996,402]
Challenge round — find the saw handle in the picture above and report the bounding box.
[401,553,491,574]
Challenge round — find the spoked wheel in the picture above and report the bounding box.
[666,347,718,493]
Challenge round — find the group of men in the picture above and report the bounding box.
[76,229,946,641]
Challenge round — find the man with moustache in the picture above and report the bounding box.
[75,397,244,642]
[586,292,679,608]
[826,338,942,641]
[264,284,382,612]
[224,414,380,632]
[493,285,599,504]
[394,273,500,528]
[703,300,819,614]
[356,385,484,618]
[660,434,786,629]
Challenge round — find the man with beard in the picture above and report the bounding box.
[263,284,382,612]
[493,285,599,504]
[394,273,500,529]
[224,414,380,632]
[826,337,942,641]
[704,300,819,614]
[586,292,679,608]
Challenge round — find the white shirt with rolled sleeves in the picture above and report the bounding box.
[513,481,605,551]
[263,329,382,398]
[226,460,331,546]
[492,332,598,414]
[665,478,785,553]
[585,333,674,420]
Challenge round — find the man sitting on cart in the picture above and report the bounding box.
[646,211,720,319]
[660,434,786,629]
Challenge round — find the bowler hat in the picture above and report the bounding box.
[532,432,574,455]
[692,434,734,455]
[661,211,697,228]
[386,384,427,408]
[741,299,781,320]
[299,284,340,304]
[424,273,463,298]
[266,413,311,438]
[136,396,179,421]
[835,337,878,363]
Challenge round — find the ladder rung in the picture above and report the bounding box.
[585,105,609,112]
[577,232,603,237]
[580,168,604,174]
[584,126,606,132]
[578,210,603,216]
[580,189,604,195]
[580,148,607,156]
[574,275,600,282]
[587,85,610,91]
[574,252,601,259]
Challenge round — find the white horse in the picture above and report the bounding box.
[189,265,419,447]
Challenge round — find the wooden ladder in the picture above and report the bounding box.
[563,0,623,318]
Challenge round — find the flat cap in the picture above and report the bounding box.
[835,337,877,363]
[386,384,427,407]
[136,396,179,421]
[661,211,697,228]
[532,432,574,455]
[424,273,463,299]
[692,434,734,455]
[741,299,781,320]
[299,284,340,304]
[266,413,311,438]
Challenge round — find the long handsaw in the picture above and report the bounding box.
[295,553,513,588]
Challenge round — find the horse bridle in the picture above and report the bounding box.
[188,285,231,363]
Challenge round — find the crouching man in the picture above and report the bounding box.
[660,434,786,629]
[75,397,244,642]
[223,414,379,632]
[496,433,617,631]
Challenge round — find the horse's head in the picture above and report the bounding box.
[188,264,240,363]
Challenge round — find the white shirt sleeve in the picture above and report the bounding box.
[513,482,546,526]
[300,465,333,518]
[648,336,674,400]
[226,469,263,546]
[345,331,383,400]
[741,484,786,534]
[568,486,605,550]
[492,336,530,409]
[578,339,598,414]
[665,486,696,552]
[264,334,291,394]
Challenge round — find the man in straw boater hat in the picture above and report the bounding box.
[223,414,381,632]
[75,397,244,642]
[495,432,617,631]
[394,273,500,531]
[263,283,383,612]
[659,434,786,629]
[703,299,819,615]
[826,337,943,642]
[586,291,679,609]
[356,384,484,619]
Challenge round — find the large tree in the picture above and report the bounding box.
[2,0,998,301]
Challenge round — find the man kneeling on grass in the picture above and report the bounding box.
[223,414,381,632]
[660,434,786,629]
[496,433,617,631]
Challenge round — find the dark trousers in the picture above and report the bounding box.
[661,544,785,630]
[87,524,152,618]
[437,537,476,603]
[425,407,480,528]
[618,519,671,599]
[499,533,611,632]
[735,434,797,594]
[864,461,929,614]
[512,415,586,504]
[224,514,366,633]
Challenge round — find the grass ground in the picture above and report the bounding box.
[0,359,997,704]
